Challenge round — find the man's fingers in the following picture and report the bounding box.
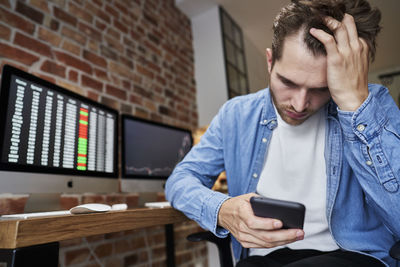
[245,216,283,231]
[239,229,304,248]
[309,28,339,56]
[323,16,350,51]
[342,14,359,46]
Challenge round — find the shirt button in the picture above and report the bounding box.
[271,120,276,125]
[252,173,258,178]
[263,120,267,124]
[262,138,267,143]
[366,160,373,166]
[357,124,366,132]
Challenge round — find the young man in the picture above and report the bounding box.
[166,0,400,266]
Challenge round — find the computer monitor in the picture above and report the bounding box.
[0,65,119,201]
[121,114,192,193]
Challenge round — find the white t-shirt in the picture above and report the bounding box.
[250,106,338,256]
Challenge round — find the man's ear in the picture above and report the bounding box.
[266,48,273,74]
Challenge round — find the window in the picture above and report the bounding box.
[220,7,249,98]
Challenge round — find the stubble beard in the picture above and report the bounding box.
[269,86,315,126]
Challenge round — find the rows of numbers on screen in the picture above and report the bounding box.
[7,75,115,173]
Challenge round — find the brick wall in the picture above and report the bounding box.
[0,0,207,266]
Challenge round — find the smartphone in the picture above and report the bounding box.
[250,196,306,229]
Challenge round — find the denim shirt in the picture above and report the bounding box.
[165,84,400,267]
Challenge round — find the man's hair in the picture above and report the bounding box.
[271,0,381,67]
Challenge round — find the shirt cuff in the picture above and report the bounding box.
[202,191,230,238]
[337,93,386,143]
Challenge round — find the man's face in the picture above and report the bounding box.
[266,32,331,126]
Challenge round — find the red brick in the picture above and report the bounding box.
[101,96,119,110]
[122,80,131,90]
[82,74,103,91]
[84,50,107,68]
[124,253,139,266]
[0,43,39,66]
[65,248,90,265]
[85,2,110,23]
[68,70,78,82]
[104,35,124,53]
[0,7,35,35]
[94,243,113,258]
[29,0,50,13]
[144,99,157,112]
[105,4,119,19]
[115,239,132,254]
[0,0,10,8]
[113,18,128,34]
[54,6,77,26]
[134,85,152,99]
[134,107,149,119]
[38,27,62,46]
[130,94,142,105]
[78,22,102,42]
[143,11,158,27]
[82,194,106,204]
[137,65,154,79]
[61,26,86,45]
[60,194,80,209]
[92,0,102,7]
[120,57,133,69]
[40,60,66,78]
[86,234,104,243]
[16,1,44,24]
[100,45,118,61]
[104,194,126,205]
[95,20,106,31]
[0,23,10,40]
[114,1,130,16]
[87,91,99,101]
[94,68,109,81]
[68,2,92,23]
[130,29,141,41]
[146,61,161,73]
[55,51,92,74]
[44,19,60,31]
[0,196,28,215]
[107,27,120,39]
[62,39,80,55]
[121,103,132,114]
[109,61,134,79]
[106,84,127,100]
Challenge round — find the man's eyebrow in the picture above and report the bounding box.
[276,73,328,91]
[276,73,298,87]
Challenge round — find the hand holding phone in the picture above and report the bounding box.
[250,196,306,229]
[218,193,305,248]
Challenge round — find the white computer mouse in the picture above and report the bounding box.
[69,203,111,214]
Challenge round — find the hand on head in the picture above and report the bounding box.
[217,193,304,248]
[309,13,370,111]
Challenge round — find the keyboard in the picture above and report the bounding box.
[2,210,71,219]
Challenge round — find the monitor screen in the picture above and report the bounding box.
[0,65,118,194]
[121,115,192,183]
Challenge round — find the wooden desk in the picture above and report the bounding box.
[0,207,189,266]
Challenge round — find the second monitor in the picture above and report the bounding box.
[121,115,192,192]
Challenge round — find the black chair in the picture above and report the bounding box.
[188,231,400,267]
[187,231,234,267]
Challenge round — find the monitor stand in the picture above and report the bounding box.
[24,193,61,212]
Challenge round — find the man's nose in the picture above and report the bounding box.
[291,89,309,112]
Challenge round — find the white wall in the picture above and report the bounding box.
[191,5,229,127]
[244,35,268,93]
